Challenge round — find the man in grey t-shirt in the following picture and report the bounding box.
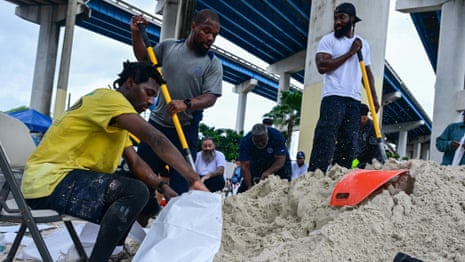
[131,9,223,194]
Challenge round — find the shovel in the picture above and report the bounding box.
[330,169,410,207]
[137,24,195,169]
[357,50,387,162]
[329,51,413,208]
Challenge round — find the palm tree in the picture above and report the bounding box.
[263,90,302,148]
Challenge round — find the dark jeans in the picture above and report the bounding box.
[137,118,199,195]
[203,174,225,192]
[308,96,360,172]
[26,170,149,262]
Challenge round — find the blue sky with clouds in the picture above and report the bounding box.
[0,1,435,133]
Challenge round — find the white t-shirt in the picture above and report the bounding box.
[291,161,308,180]
[317,32,371,101]
[194,150,226,178]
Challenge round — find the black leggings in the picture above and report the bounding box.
[27,173,149,262]
[90,175,149,261]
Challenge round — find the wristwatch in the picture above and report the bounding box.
[183,98,192,109]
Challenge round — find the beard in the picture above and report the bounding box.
[201,150,216,164]
[334,22,352,38]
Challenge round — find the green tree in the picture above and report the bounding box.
[263,90,302,148]
[198,123,243,161]
[4,106,29,113]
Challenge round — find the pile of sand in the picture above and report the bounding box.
[213,159,465,262]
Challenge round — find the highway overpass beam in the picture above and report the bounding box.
[396,0,448,12]
[267,50,305,74]
[267,50,305,103]
[398,0,465,162]
[383,120,425,134]
[233,79,257,133]
[382,91,402,106]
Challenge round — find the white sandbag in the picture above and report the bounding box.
[133,190,222,262]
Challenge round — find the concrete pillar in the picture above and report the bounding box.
[414,141,422,159]
[429,1,465,162]
[176,0,196,39]
[277,72,290,103]
[397,130,408,158]
[160,0,179,40]
[54,0,78,118]
[299,0,390,157]
[17,5,62,116]
[233,79,258,133]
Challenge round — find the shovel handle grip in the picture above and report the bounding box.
[137,24,160,65]
[357,49,363,61]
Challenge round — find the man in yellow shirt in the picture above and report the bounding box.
[22,61,208,262]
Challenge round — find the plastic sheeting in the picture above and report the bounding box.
[8,109,52,133]
[133,191,223,262]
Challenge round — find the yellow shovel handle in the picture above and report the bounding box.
[137,24,195,169]
[357,50,382,139]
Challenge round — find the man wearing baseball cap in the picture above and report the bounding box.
[352,104,383,168]
[292,151,308,180]
[436,111,465,165]
[308,2,379,173]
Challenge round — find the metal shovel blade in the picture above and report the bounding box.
[330,169,410,207]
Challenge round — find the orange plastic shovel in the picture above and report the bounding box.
[330,169,409,207]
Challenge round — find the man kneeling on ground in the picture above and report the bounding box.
[21,61,208,262]
[237,123,291,193]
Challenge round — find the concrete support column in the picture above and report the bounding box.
[429,0,465,162]
[397,130,408,158]
[176,0,196,39]
[54,0,78,118]
[299,0,390,157]
[414,142,422,159]
[233,79,258,133]
[25,6,61,116]
[235,92,247,133]
[277,72,290,103]
[160,0,179,40]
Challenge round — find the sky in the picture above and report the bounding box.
[0,1,436,134]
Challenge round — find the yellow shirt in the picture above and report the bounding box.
[22,88,135,198]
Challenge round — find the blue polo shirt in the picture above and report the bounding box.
[239,127,291,180]
[436,121,465,165]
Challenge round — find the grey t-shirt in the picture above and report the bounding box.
[150,39,223,127]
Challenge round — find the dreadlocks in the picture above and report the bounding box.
[113,61,165,90]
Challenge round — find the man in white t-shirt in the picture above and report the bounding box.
[291,151,308,180]
[195,137,227,192]
[308,2,379,173]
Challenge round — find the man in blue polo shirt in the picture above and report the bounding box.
[237,123,291,193]
[436,111,465,165]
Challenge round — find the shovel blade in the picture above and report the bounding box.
[330,169,409,207]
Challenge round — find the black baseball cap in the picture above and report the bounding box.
[335,2,362,23]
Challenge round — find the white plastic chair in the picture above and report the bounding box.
[0,112,87,262]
